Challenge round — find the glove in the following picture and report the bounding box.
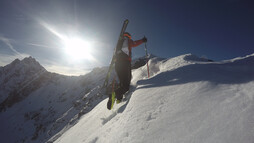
[142,36,147,43]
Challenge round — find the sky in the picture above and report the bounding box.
[0,0,254,75]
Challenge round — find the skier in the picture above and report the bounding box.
[107,32,147,109]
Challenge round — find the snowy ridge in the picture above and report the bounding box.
[55,53,254,143]
[0,56,46,104]
[0,57,109,143]
[131,54,159,69]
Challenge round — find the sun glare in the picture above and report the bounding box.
[38,21,95,62]
[64,38,94,61]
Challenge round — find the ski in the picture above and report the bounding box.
[107,76,117,110]
[103,19,129,88]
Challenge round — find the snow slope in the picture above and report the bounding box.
[0,57,109,143]
[54,53,254,143]
[0,57,47,104]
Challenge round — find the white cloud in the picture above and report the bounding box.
[0,36,30,66]
[0,53,30,66]
[0,36,25,58]
[0,33,105,76]
[26,43,52,49]
[0,53,91,76]
[44,64,91,76]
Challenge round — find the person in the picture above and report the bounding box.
[107,32,147,110]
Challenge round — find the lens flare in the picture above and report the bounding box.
[64,37,94,60]
[38,20,95,61]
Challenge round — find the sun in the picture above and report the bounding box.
[63,37,94,61]
[38,21,96,62]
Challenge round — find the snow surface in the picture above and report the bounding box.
[55,54,254,143]
[0,57,109,143]
[0,57,46,103]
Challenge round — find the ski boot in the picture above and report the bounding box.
[107,92,116,110]
[116,99,122,104]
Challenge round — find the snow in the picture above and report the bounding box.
[54,54,254,143]
[0,57,46,103]
[1,54,253,143]
[0,57,109,143]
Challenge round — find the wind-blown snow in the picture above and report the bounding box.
[55,53,254,143]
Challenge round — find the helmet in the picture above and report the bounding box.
[124,32,131,39]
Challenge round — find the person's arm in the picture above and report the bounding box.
[130,39,143,48]
[130,37,147,48]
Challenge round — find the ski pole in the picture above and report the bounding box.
[144,42,150,78]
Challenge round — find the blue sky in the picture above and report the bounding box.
[0,0,254,75]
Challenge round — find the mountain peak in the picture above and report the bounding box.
[22,56,40,64]
[10,58,21,66]
[1,56,47,78]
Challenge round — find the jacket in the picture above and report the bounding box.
[117,37,144,62]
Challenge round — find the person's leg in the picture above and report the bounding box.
[115,61,131,101]
[107,61,123,110]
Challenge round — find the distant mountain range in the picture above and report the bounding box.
[0,55,158,143]
[54,53,254,143]
[0,56,108,143]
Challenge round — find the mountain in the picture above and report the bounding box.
[0,57,109,143]
[0,56,46,105]
[1,54,254,143]
[53,53,254,143]
[131,54,213,70]
[131,54,158,69]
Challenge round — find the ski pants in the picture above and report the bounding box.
[115,59,131,101]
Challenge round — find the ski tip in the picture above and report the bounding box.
[125,19,129,23]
